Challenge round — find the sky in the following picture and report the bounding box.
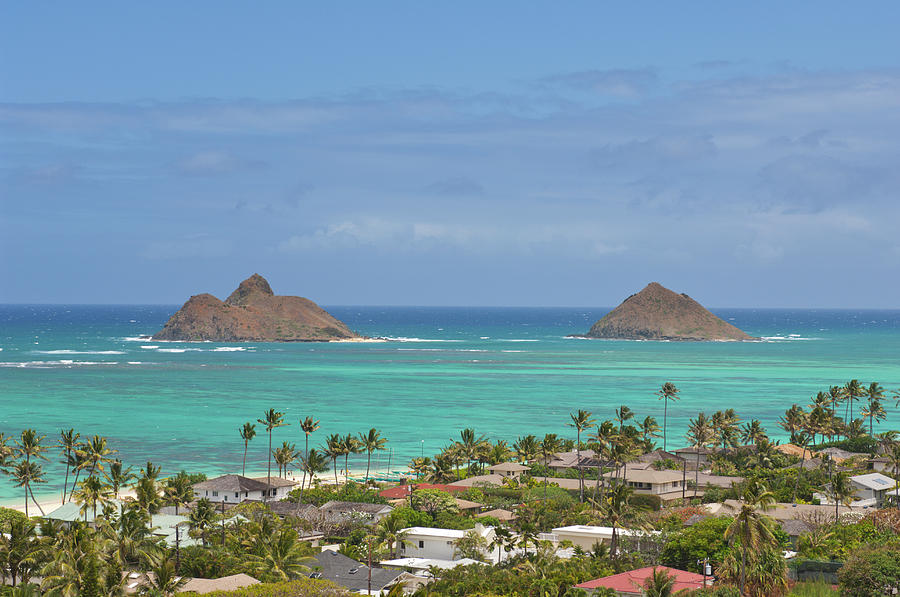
[2,2,900,307]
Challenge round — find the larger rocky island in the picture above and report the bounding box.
[153,274,363,342]
[576,282,755,341]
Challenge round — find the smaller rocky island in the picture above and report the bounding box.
[153,274,364,342]
[575,282,755,341]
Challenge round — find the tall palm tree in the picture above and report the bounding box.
[687,412,714,497]
[642,567,681,597]
[458,428,487,474]
[513,434,539,464]
[656,382,680,451]
[425,453,454,484]
[778,405,806,444]
[15,429,48,515]
[0,517,42,587]
[257,409,288,500]
[591,420,617,503]
[376,514,409,558]
[72,475,113,520]
[604,480,633,559]
[164,471,195,515]
[340,434,361,483]
[792,430,813,503]
[842,379,865,424]
[57,428,80,504]
[539,433,563,498]
[615,405,634,430]
[638,416,661,451]
[825,387,842,441]
[724,481,777,597]
[828,471,855,521]
[105,459,136,499]
[323,434,343,486]
[247,527,316,582]
[740,419,768,446]
[273,442,298,478]
[79,434,116,479]
[358,428,388,482]
[11,459,46,517]
[239,422,256,476]
[298,448,328,504]
[568,409,595,502]
[299,416,320,487]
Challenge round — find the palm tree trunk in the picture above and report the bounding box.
[792,445,805,502]
[333,458,339,485]
[366,451,372,482]
[695,453,701,498]
[740,542,747,596]
[576,430,583,502]
[28,484,45,515]
[62,454,70,503]
[242,440,248,476]
[266,430,272,502]
[344,454,350,483]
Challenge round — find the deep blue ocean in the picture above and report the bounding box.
[1,305,899,504]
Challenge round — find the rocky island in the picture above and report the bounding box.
[153,274,364,342]
[576,282,755,341]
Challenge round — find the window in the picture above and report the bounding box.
[212,491,218,497]
[235,492,239,498]
[418,540,424,548]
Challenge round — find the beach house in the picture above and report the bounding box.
[398,524,495,561]
[814,472,898,507]
[192,474,297,503]
[548,525,660,551]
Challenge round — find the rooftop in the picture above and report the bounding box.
[488,462,531,472]
[575,566,706,593]
[851,472,898,490]
[319,500,394,514]
[312,551,403,592]
[193,474,271,493]
[180,574,260,594]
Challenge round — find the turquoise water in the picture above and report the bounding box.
[2,305,900,504]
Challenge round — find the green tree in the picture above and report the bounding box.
[247,527,316,582]
[838,542,900,597]
[257,409,288,499]
[375,514,409,558]
[568,409,596,502]
[661,516,733,573]
[340,434,361,483]
[71,475,113,520]
[57,429,80,504]
[189,497,217,547]
[358,428,388,482]
[842,379,866,427]
[299,416,319,487]
[323,434,343,486]
[139,553,188,596]
[239,422,256,477]
[827,472,855,521]
[105,459,136,499]
[656,382,680,452]
[724,481,777,597]
[687,412,715,497]
[10,460,45,517]
[408,488,459,522]
[298,448,328,504]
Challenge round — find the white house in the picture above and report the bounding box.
[549,525,660,551]
[193,474,297,503]
[398,524,495,561]
[814,473,898,508]
[487,462,531,478]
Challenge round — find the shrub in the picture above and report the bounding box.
[838,542,900,597]
[179,578,350,596]
[0,507,28,526]
[629,493,662,512]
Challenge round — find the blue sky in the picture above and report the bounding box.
[2,2,900,306]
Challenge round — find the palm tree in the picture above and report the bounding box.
[139,553,188,596]
[57,428,80,504]
[490,526,514,563]
[615,405,634,430]
[239,422,256,476]
[724,481,777,597]
[164,471,195,514]
[604,480,633,559]
[889,442,900,510]
[656,382,680,451]
[842,379,865,424]
[104,459,136,499]
[860,382,886,436]
[591,420,617,502]
[257,409,288,500]
[638,416,661,451]
[189,497,217,547]
[10,459,46,517]
[72,475,113,520]
[409,457,431,481]
[828,471,855,521]
[358,428,388,482]
[687,412,714,497]
[458,428,487,474]
[340,434,361,483]
[298,448,328,504]
[740,419,768,446]
[323,434,343,486]
[0,517,41,587]
[642,567,683,597]
[299,416,320,486]
[376,514,409,558]
[778,405,806,444]
[79,434,116,479]
[247,527,316,582]
[792,430,813,503]
[425,453,455,484]
[568,409,595,502]
[513,434,539,464]
[539,433,563,498]
[273,441,298,478]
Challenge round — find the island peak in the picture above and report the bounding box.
[578,282,755,341]
[153,275,361,342]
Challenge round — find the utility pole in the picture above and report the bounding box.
[367,535,373,595]
[682,459,687,501]
[175,524,181,573]
[221,499,226,546]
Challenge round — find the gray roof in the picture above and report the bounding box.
[779,519,813,537]
[319,501,394,515]
[193,475,271,493]
[311,550,403,592]
[266,501,319,518]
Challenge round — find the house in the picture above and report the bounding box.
[869,456,894,474]
[179,574,261,594]
[549,525,659,551]
[813,447,868,464]
[814,472,898,507]
[379,557,484,573]
[454,498,483,513]
[319,500,394,522]
[311,550,404,594]
[674,447,717,470]
[711,500,864,523]
[399,524,495,561]
[378,483,467,500]
[547,449,600,473]
[481,508,516,522]
[487,462,531,478]
[44,501,198,548]
[603,469,686,501]
[574,566,708,596]
[192,474,296,503]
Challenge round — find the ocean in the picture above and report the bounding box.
[2,304,899,504]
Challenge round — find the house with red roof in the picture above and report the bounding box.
[574,566,708,595]
[378,483,467,500]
